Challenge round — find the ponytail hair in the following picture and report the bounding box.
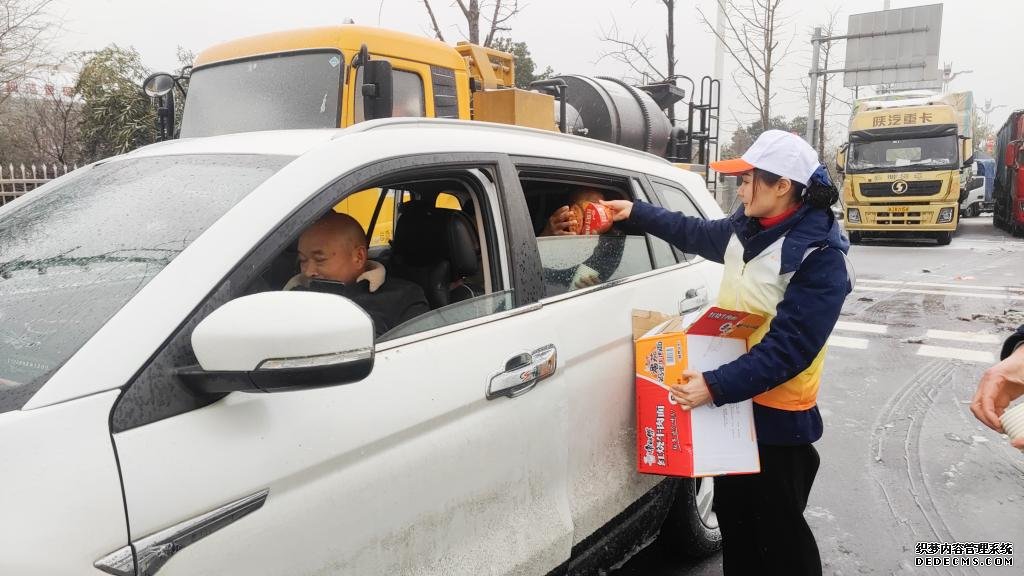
[800,164,839,210]
[752,165,839,211]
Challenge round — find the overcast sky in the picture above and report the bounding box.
[47,0,1024,146]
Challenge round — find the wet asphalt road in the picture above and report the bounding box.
[615,216,1024,575]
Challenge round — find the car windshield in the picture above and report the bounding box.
[0,154,291,411]
[180,51,344,138]
[848,135,958,172]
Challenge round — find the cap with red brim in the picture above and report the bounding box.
[709,157,755,175]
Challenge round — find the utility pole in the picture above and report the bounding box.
[805,27,822,146]
[713,1,725,93]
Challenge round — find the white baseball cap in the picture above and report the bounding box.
[711,129,820,186]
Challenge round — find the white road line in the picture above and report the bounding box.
[858,278,1024,293]
[924,329,1002,345]
[917,345,995,364]
[855,285,1024,301]
[828,335,869,350]
[834,320,888,334]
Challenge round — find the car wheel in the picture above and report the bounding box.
[657,477,722,558]
[848,231,862,244]
[935,231,953,245]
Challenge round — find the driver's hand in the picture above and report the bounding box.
[601,199,634,222]
[543,205,578,236]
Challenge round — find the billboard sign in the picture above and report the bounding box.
[843,4,943,88]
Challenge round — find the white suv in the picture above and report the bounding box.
[0,119,724,575]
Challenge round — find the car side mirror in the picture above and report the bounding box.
[142,72,178,141]
[179,292,374,394]
[362,60,394,121]
[960,137,974,168]
[836,143,847,173]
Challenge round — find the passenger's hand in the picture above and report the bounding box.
[669,370,712,411]
[971,346,1024,448]
[570,264,600,289]
[600,199,633,222]
[543,205,578,236]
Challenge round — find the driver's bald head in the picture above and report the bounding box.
[306,212,368,251]
[297,212,369,284]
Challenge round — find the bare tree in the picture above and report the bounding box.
[596,1,679,85]
[26,81,80,164]
[0,0,54,107]
[696,0,794,132]
[420,0,522,48]
[596,0,683,123]
[596,19,666,84]
[815,8,842,159]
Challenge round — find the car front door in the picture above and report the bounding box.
[105,154,574,575]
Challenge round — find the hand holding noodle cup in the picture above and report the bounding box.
[571,201,614,235]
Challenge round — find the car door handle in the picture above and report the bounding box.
[679,286,709,315]
[487,344,557,400]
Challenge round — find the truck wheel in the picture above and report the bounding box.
[848,231,862,244]
[936,231,953,245]
[965,204,978,218]
[657,477,722,558]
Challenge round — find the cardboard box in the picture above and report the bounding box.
[472,88,557,131]
[634,307,765,477]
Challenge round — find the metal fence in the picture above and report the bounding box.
[0,162,78,205]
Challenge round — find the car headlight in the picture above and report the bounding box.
[937,207,955,223]
[847,208,861,223]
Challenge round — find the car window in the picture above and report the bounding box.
[650,180,706,262]
[380,290,514,341]
[632,179,678,268]
[0,154,291,413]
[265,168,504,341]
[354,67,426,123]
[518,172,656,298]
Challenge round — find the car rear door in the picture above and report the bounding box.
[104,154,574,575]
[507,157,723,546]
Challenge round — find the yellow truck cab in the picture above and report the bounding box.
[180,26,485,243]
[181,25,476,137]
[837,92,974,245]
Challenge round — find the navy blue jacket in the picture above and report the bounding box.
[629,201,852,445]
[1003,326,1024,360]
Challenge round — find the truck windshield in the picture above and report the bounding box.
[180,51,344,138]
[0,154,291,413]
[848,135,958,173]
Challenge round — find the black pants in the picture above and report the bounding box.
[712,443,822,576]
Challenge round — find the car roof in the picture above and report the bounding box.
[123,118,710,193]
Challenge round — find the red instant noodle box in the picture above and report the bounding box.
[633,307,765,477]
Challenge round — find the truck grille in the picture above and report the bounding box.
[874,210,926,225]
[859,180,943,197]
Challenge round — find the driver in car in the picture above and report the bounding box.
[285,212,430,336]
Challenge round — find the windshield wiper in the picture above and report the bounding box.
[0,248,178,279]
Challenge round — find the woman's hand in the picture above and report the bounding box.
[542,205,578,236]
[600,199,634,222]
[669,370,713,411]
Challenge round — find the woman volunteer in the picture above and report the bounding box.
[602,130,853,576]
